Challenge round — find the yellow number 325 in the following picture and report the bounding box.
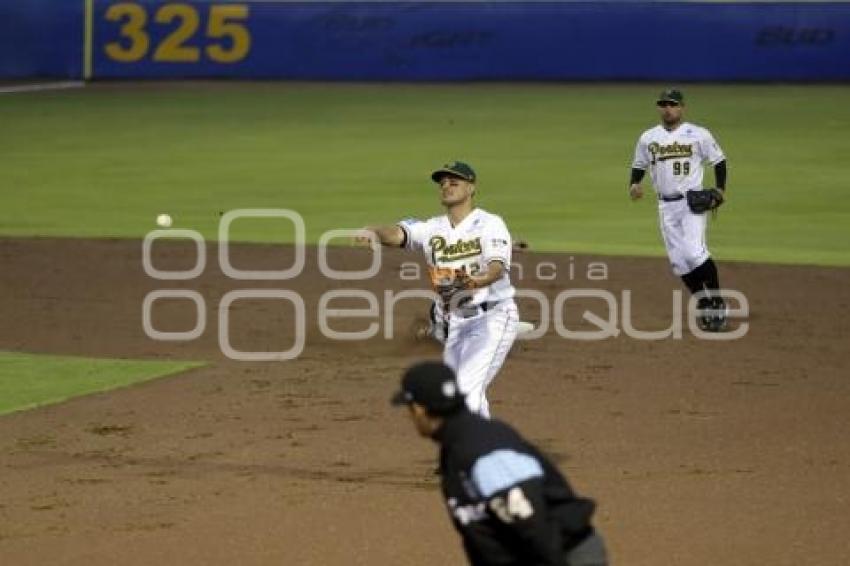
[104,3,251,64]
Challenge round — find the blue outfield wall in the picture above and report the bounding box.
[3,2,850,80]
[0,0,84,79]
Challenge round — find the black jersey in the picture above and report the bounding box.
[436,411,597,566]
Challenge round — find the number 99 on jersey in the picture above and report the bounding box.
[101,2,251,64]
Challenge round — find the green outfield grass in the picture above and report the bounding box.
[0,352,204,415]
[1,82,848,265]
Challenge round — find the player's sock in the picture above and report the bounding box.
[694,259,726,329]
[685,258,720,297]
[700,258,720,293]
[680,270,704,295]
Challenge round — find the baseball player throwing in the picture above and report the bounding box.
[361,161,519,417]
[629,89,729,331]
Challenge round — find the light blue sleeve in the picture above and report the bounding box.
[471,449,544,498]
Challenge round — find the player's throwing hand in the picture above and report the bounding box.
[628,183,644,200]
[352,228,375,247]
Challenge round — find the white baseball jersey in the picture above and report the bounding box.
[632,122,725,198]
[399,208,515,306]
[398,207,518,418]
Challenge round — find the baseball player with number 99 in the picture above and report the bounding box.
[360,161,519,417]
[629,89,729,331]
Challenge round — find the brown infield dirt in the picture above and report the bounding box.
[1,236,848,566]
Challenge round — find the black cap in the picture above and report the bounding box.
[431,161,476,183]
[391,361,465,415]
[657,88,684,105]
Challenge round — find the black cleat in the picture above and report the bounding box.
[698,296,727,332]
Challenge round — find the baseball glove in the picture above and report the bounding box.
[686,188,725,214]
[429,266,476,307]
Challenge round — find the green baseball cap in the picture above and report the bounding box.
[431,161,476,183]
[657,88,684,105]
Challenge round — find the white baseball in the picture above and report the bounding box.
[156,213,173,228]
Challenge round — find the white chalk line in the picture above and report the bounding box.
[0,81,86,95]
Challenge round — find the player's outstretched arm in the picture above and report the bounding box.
[356,225,405,248]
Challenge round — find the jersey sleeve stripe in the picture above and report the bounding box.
[397,222,412,249]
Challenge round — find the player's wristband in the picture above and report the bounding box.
[714,160,727,191]
[630,168,646,185]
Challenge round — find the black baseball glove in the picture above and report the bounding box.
[686,188,725,214]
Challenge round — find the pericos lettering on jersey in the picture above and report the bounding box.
[649,141,693,163]
[430,236,483,262]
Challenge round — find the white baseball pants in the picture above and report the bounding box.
[443,300,519,418]
[657,198,711,276]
